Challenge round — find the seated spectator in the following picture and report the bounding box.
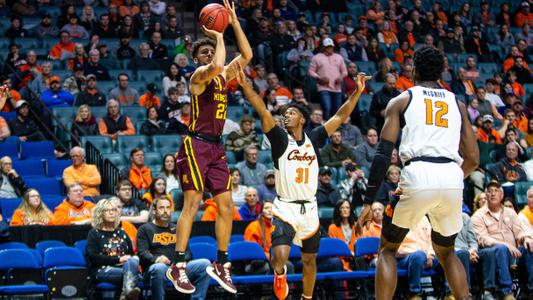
[477,115,502,144]
[119,148,153,191]
[137,197,210,300]
[238,187,261,221]
[34,13,59,39]
[98,99,136,139]
[63,147,101,197]
[0,115,9,141]
[48,31,75,60]
[141,176,173,210]
[62,64,86,96]
[115,180,149,225]
[159,154,180,193]
[139,83,161,109]
[473,192,487,212]
[438,28,462,55]
[10,189,53,226]
[28,61,53,99]
[374,165,400,204]
[110,73,140,106]
[116,34,136,61]
[452,68,476,102]
[370,73,400,132]
[74,74,106,106]
[0,156,27,198]
[8,100,46,141]
[396,64,414,92]
[148,32,168,60]
[93,14,117,39]
[53,183,95,225]
[508,56,531,85]
[317,167,341,207]
[201,197,242,221]
[260,73,293,105]
[494,142,528,183]
[396,216,437,299]
[158,87,187,134]
[362,202,384,237]
[71,105,99,139]
[86,198,140,300]
[500,128,528,161]
[328,200,362,271]
[40,76,74,108]
[518,187,533,228]
[257,170,276,202]
[140,107,165,136]
[472,181,533,299]
[337,162,367,207]
[109,196,138,249]
[230,168,248,208]
[236,145,267,187]
[464,56,480,82]
[355,128,379,170]
[84,49,111,81]
[130,43,162,70]
[225,115,259,161]
[61,15,89,39]
[507,71,525,98]
[260,115,283,150]
[511,100,528,133]
[244,200,275,259]
[162,63,186,98]
[4,17,28,40]
[69,44,88,71]
[320,129,357,168]
[339,116,363,148]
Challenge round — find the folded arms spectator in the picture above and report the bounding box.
[0,156,28,198]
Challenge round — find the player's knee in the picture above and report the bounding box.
[301,253,317,267]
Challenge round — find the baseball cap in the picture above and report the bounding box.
[86,74,97,81]
[446,27,455,34]
[147,83,157,93]
[486,179,501,189]
[522,1,530,7]
[49,76,61,84]
[264,169,275,178]
[73,64,83,71]
[15,100,29,109]
[319,166,332,176]
[482,114,494,123]
[322,38,334,47]
[345,162,360,172]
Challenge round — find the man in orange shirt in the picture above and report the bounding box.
[515,2,533,27]
[53,183,95,225]
[139,83,161,108]
[395,64,415,92]
[48,31,76,60]
[260,73,293,105]
[477,115,503,144]
[363,202,384,237]
[63,147,101,197]
[98,99,136,139]
[119,148,152,191]
[201,198,242,222]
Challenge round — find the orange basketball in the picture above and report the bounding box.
[199,3,229,33]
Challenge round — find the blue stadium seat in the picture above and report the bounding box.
[43,246,87,270]
[189,242,217,262]
[36,240,66,257]
[0,141,19,158]
[226,106,245,122]
[150,135,182,154]
[230,234,244,243]
[355,237,380,257]
[137,70,163,83]
[47,159,72,178]
[102,153,127,169]
[90,107,108,120]
[116,135,149,156]
[74,240,87,257]
[0,198,21,223]
[317,238,352,258]
[258,150,272,165]
[0,249,49,297]
[80,136,114,154]
[122,106,147,124]
[20,141,55,159]
[515,181,533,206]
[225,151,237,164]
[289,243,301,259]
[358,95,372,113]
[0,112,16,121]
[51,107,75,127]
[41,194,64,211]
[12,159,45,177]
[26,177,62,195]
[356,61,376,75]
[318,207,334,219]
[0,241,28,250]
[189,235,216,245]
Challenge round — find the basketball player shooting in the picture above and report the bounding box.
[166,0,252,295]
[235,63,370,300]
[359,46,479,300]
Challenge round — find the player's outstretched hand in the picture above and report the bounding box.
[201,25,223,39]
[355,72,372,94]
[223,0,238,25]
[233,62,249,86]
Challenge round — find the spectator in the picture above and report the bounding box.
[158,155,179,194]
[162,63,185,98]
[320,130,357,168]
[201,197,242,221]
[8,100,46,141]
[236,145,267,187]
[86,198,140,300]
[244,200,277,262]
[394,41,414,66]
[271,21,296,59]
[148,32,168,60]
[48,31,75,60]
[362,202,384,237]
[109,197,138,250]
[98,99,136,139]
[396,216,436,299]
[238,187,261,221]
[0,156,28,198]
[464,56,480,82]
[0,116,9,141]
[256,170,276,202]
[477,115,503,144]
[71,104,98,140]
[452,68,476,102]
[4,16,28,40]
[83,49,110,81]
[374,165,400,204]
[15,51,41,92]
[518,187,533,227]
[139,83,161,109]
[140,107,165,136]
[137,197,210,300]
[472,180,533,300]
[503,46,528,73]
[354,128,379,170]
[464,26,492,62]
[337,162,367,207]
[79,6,97,33]
[53,183,95,225]
[93,14,117,39]
[230,168,248,208]
[507,70,525,98]
[496,24,516,50]
[34,13,59,39]
[370,73,400,131]
[162,15,182,39]
[117,15,139,39]
[508,56,531,85]
[110,73,140,106]
[134,1,156,32]
[494,142,528,183]
[75,74,106,106]
[28,61,53,99]
[252,17,274,69]
[225,115,259,161]
[63,147,101,197]
[516,24,532,45]
[366,37,386,63]
[473,192,488,212]
[158,87,185,132]
[62,64,86,96]
[377,20,399,48]
[115,179,149,225]
[130,42,161,70]
[527,119,533,147]
[328,199,362,271]
[261,73,293,105]
[120,148,153,192]
[340,33,367,64]
[116,34,137,61]
[515,2,532,27]
[10,188,54,226]
[475,87,502,120]
[316,166,341,207]
[467,99,480,123]
[40,76,74,108]
[61,15,89,39]
[484,79,505,109]
[438,28,462,54]
[395,64,415,92]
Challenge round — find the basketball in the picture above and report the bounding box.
[199,3,229,33]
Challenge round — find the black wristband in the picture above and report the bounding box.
[366,140,395,201]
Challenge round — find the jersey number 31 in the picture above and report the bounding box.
[424,99,448,128]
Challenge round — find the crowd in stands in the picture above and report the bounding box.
[0,0,533,298]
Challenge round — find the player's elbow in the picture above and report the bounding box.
[212,64,225,74]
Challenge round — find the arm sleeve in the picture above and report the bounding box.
[265,125,288,167]
[123,117,136,135]
[308,126,329,146]
[465,217,478,252]
[136,226,156,265]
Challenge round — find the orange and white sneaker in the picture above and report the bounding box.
[273,265,288,300]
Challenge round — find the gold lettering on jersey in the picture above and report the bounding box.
[287,149,316,166]
[422,90,446,98]
[213,93,227,102]
[152,232,176,245]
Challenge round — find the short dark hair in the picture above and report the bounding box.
[118,73,129,81]
[191,38,216,59]
[116,179,132,193]
[413,46,444,81]
[284,101,311,126]
[130,147,144,157]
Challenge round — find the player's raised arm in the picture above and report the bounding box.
[224,0,253,81]
[457,101,479,177]
[190,27,226,91]
[235,63,275,133]
[323,73,371,136]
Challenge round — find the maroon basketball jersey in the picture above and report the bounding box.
[188,74,227,136]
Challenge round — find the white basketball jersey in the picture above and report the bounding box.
[275,133,319,202]
[399,86,463,165]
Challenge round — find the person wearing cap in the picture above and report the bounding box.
[225,115,259,161]
[472,180,533,300]
[477,114,503,144]
[62,64,86,96]
[34,12,59,39]
[515,2,532,28]
[75,74,106,107]
[320,129,357,168]
[438,27,463,54]
[48,31,75,60]
[316,166,341,207]
[308,37,347,119]
[139,83,161,109]
[256,169,276,202]
[83,49,111,81]
[8,100,46,141]
[40,76,74,108]
[337,162,367,207]
[464,26,492,61]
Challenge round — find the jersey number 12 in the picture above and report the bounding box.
[295,167,309,184]
[424,99,449,128]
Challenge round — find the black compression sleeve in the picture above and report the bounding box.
[365,140,395,204]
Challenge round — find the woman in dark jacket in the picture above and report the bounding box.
[375,165,401,203]
[140,106,165,136]
[71,105,98,140]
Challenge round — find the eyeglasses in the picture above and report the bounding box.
[103,208,117,213]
